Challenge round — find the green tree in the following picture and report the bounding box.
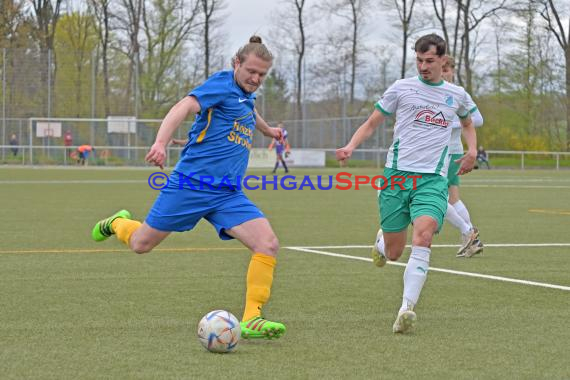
[54,12,98,117]
[259,69,290,122]
[139,0,200,118]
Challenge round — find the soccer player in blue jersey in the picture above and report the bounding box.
[268,122,290,173]
[91,36,286,340]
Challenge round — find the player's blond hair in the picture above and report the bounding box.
[444,55,455,69]
[232,36,273,68]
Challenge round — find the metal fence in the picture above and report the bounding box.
[0,116,392,166]
[1,116,570,169]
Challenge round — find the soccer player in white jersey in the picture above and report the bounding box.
[441,56,484,258]
[336,34,478,334]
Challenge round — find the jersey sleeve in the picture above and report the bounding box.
[188,72,231,111]
[375,81,400,116]
[456,90,478,119]
[471,108,483,127]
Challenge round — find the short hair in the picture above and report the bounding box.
[443,55,455,69]
[232,36,273,68]
[414,34,447,56]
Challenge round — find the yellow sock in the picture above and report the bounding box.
[243,253,276,322]
[111,218,142,246]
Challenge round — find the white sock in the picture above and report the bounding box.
[376,233,385,255]
[453,200,473,229]
[400,246,430,312]
[445,203,471,235]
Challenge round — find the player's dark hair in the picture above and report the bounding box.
[414,34,447,56]
[232,35,273,68]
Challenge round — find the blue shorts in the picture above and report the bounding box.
[145,175,264,240]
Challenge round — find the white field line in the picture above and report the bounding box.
[290,243,570,249]
[284,246,570,292]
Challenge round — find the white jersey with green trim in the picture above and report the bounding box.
[448,107,483,154]
[375,76,477,176]
[448,126,464,155]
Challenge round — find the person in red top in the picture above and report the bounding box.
[64,130,73,157]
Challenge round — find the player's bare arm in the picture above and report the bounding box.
[255,112,282,140]
[146,96,200,169]
[455,116,477,175]
[336,109,385,164]
[170,138,189,146]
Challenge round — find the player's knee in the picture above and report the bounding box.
[254,235,279,256]
[130,239,154,254]
[413,230,433,247]
[385,246,403,261]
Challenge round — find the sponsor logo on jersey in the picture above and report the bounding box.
[414,110,450,128]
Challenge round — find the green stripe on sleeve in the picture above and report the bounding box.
[375,103,392,116]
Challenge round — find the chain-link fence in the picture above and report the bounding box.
[0,116,394,166]
[3,116,570,169]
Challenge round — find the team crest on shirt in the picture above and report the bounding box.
[444,94,454,106]
[414,110,449,128]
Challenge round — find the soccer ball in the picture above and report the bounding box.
[197,310,241,353]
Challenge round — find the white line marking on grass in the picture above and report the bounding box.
[528,209,570,216]
[285,247,570,292]
[291,243,570,249]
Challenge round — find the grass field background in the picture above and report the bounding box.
[1,167,569,379]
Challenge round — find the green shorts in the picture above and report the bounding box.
[378,167,449,233]
[447,154,463,187]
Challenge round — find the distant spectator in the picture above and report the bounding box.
[9,133,18,156]
[76,144,95,166]
[268,122,291,173]
[64,130,73,157]
[477,146,491,169]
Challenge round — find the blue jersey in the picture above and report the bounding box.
[174,70,256,188]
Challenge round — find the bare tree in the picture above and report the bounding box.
[432,0,450,46]
[315,0,370,104]
[490,16,509,96]
[199,0,227,79]
[457,0,507,93]
[28,0,63,115]
[271,0,307,120]
[29,0,63,50]
[383,0,417,79]
[431,0,462,56]
[293,0,307,120]
[536,0,570,150]
[307,34,350,117]
[452,0,462,57]
[114,0,143,115]
[88,0,112,116]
